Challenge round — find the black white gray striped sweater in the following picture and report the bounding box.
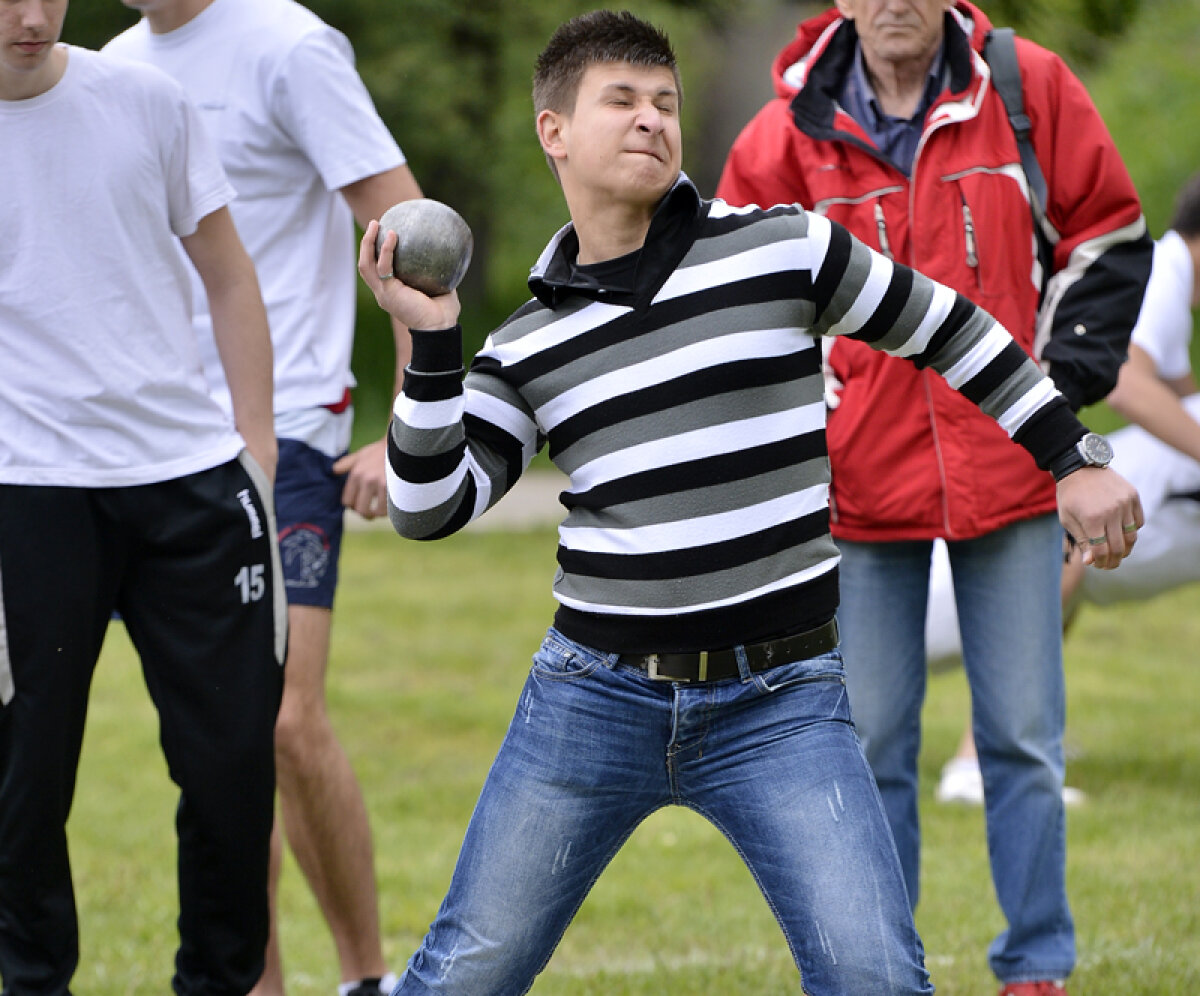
[385,176,1084,654]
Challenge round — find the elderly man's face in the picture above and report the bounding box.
[835,0,952,66]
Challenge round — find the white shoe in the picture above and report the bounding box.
[934,757,1086,806]
[1061,784,1087,807]
[935,757,985,804]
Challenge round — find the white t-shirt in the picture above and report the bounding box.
[0,47,243,487]
[105,0,406,424]
[1130,229,1194,379]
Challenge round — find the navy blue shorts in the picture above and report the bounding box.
[275,438,346,609]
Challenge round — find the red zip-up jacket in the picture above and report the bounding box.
[717,1,1152,541]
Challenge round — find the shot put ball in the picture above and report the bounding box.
[375,198,473,296]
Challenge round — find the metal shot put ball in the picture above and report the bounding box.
[375,198,473,296]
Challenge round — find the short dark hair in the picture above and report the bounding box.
[533,10,681,117]
[1170,170,1200,238]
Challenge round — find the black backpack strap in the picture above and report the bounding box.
[984,27,1047,223]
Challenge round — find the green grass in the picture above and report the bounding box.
[69,527,1200,994]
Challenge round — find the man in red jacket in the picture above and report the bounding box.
[717,2,1153,994]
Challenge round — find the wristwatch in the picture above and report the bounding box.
[1048,431,1114,481]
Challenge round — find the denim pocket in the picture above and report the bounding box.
[530,628,607,682]
[751,649,846,694]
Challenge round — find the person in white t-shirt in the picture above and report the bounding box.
[930,170,1200,805]
[105,2,423,993]
[0,2,284,993]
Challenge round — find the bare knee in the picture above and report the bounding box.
[274,606,337,780]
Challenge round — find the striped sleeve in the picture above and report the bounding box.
[809,215,1084,469]
[385,326,541,539]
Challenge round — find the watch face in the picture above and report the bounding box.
[1080,432,1114,466]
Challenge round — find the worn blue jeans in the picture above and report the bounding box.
[837,513,1074,984]
[395,627,932,995]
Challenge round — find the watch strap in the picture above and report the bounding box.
[1048,446,1087,482]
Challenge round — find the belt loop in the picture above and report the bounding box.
[733,645,752,682]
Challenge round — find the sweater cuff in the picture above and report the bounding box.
[1011,396,1087,474]
[408,325,464,374]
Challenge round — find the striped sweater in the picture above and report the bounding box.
[385,176,1084,654]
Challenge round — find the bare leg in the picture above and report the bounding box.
[265,605,388,989]
[952,722,977,763]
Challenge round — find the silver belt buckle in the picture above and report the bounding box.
[646,650,708,682]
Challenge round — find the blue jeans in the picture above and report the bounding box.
[395,628,932,995]
[837,513,1074,984]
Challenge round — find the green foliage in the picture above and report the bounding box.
[61,4,137,48]
[70,524,1200,993]
[982,0,1141,67]
[1083,0,1200,234]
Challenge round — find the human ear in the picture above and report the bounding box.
[536,108,568,165]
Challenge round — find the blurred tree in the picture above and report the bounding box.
[63,4,136,47]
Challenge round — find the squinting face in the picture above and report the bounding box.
[550,61,682,210]
[836,0,951,67]
[0,0,67,81]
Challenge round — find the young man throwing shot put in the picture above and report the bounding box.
[358,11,1141,994]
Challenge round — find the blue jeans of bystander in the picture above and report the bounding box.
[395,627,932,995]
[837,513,1074,984]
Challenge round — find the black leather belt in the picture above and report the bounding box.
[618,618,839,683]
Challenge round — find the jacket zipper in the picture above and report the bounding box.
[873,201,893,259]
[960,193,979,268]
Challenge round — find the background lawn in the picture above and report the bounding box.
[70,525,1199,994]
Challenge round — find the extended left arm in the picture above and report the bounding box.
[813,214,1143,568]
[333,163,423,517]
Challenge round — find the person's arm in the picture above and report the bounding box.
[1024,44,1153,410]
[1106,343,1200,465]
[360,221,536,540]
[1165,370,1199,396]
[810,213,1142,568]
[181,206,277,481]
[332,163,424,518]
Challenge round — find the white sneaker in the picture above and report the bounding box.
[934,757,1086,806]
[935,757,985,804]
[1060,784,1087,807]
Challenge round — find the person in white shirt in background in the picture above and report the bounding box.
[106,2,423,993]
[0,1,284,992]
[931,169,1200,805]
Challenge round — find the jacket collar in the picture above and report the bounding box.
[781,2,987,140]
[528,173,706,309]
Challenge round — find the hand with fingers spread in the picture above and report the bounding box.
[359,221,461,332]
[1056,465,1144,569]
